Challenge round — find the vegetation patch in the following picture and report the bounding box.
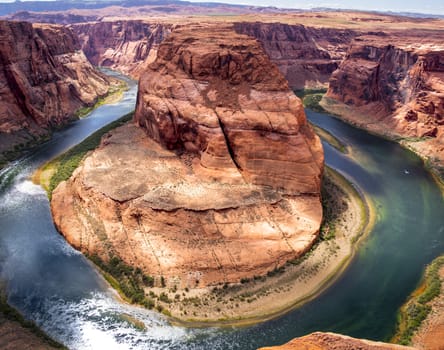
[34,112,134,197]
[88,253,155,309]
[320,167,349,240]
[294,88,328,113]
[74,81,128,119]
[393,255,444,345]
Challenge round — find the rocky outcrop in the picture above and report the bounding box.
[71,21,172,78]
[259,332,416,350]
[71,20,355,89]
[234,22,357,89]
[51,23,323,288]
[324,32,444,172]
[0,20,113,165]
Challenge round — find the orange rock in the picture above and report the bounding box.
[0,20,113,163]
[52,23,323,288]
[72,20,172,78]
[325,32,444,168]
[259,332,416,350]
[234,22,356,89]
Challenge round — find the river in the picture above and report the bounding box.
[0,72,443,349]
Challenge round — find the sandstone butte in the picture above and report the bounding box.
[323,32,444,175]
[0,20,113,165]
[66,17,444,178]
[259,332,416,350]
[51,23,324,288]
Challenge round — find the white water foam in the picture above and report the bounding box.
[38,293,194,350]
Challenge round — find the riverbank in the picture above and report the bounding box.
[161,166,374,326]
[32,112,134,196]
[0,292,65,349]
[74,79,128,118]
[392,255,444,349]
[35,116,373,326]
[319,97,444,195]
[0,78,127,172]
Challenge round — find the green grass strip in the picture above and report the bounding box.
[393,255,444,345]
[47,112,134,198]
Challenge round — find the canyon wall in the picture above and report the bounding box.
[0,20,113,165]
[51,23,323,288]
[71,20,172,78]
[234,22,357,89]
[71,20,356,89]
[259,332,415,350]
[323,32,444,174]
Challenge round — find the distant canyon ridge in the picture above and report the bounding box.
[1,7,443,350]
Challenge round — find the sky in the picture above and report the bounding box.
[0,0,443,15]
[193,0,444,15]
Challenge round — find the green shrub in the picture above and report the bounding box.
[47,112,134,197]
[87,253,156,309]
[394,255,444,345]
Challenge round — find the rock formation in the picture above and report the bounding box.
[0,20,113,165]
[259,332,416,350]
[234,22,356,89]
[71,20,356,89]
[71,21,172,78]
[51,23,323,288]
[324,32,444,173]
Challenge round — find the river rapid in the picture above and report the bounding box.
[0,72,443,349]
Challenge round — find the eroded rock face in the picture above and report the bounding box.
[234,22,357,89]
[0,20,112,163]
[72,21,172,78]
[325,32,444,168]
[52,24,323,288]
[72,20,356,89]
[259,332,416,350]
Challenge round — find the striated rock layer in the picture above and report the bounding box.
[234,22,356,89]
[72,20,356,89]
[0,20,113,164]
[324,32,444,173]
[71,20,172,78]
[52,24,323,288]
[259,332,416,350]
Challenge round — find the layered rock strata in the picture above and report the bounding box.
[324,32,444,172]
[72,21,172,78]
[72,20,356,89]
[51,24,323,288]
[259,332,416,350]
[0,20,113,164]
[234,22,357,89]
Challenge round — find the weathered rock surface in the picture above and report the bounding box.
[51,24,323,288]
[234,22,357,89]
[259,332,416,350]
[0,20,113,165]
[324,32,444,173]
[72,20,356,89]
[72,20,172,78]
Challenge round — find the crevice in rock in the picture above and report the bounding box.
[215,113,243,172]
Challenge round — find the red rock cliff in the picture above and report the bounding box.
[324,32,444,174]
[0,20,112,164]
[135,23,323,194]
[51,23,323,288]
[71,20,172,78]
[259,332,416,350]
[71,20,356,89]
[234,22,357,89]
